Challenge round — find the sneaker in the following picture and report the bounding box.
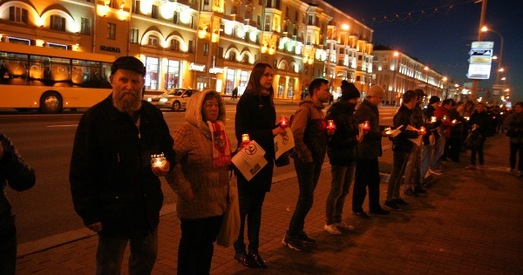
[393,198,410,205]
[282,236,310,252]
[324,224,342,235]
[385,200,400,210]
[465,165,476,170]
[336,221,355,231]
[297,231,316,244]
[428,168,443,176]
[234,252,258,268]
[404,189,419,197]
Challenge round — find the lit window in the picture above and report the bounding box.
[81,18,91,35]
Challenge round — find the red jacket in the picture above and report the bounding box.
[434,106,452,138]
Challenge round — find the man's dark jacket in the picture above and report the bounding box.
[392,105,420,152]
[69,95,175,239]
[0,134,35,236]
[325,101,358,165]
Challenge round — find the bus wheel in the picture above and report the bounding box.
[40,92,63,114]
[172,101,181,111]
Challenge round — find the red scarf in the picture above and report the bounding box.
[207,121,232,168]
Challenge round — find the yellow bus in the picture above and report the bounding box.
[0,43,114,113]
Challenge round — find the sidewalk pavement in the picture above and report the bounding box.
[16,133,523,274]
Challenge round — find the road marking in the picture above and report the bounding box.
[46,124,78,128]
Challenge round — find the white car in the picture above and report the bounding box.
[147,88,198,111]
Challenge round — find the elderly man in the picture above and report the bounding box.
[70,56,176,275]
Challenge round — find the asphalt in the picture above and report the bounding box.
[15,125,523,274]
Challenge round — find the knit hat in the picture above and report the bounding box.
[111,56,146,75]
[340,80,360,101]
[367,85,384,98]
[429,96,441,105]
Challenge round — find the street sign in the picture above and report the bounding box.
[467,41,494,80]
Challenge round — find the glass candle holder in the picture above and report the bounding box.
[241,134,250,147]
[151,153,166,168]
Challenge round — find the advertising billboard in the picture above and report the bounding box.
[467,41,494,80]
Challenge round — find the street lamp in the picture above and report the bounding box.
[481,26,504,84]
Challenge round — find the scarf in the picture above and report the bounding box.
[207,120,232,168]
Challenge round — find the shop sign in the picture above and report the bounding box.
[209,67,224,74]
[190,63,206,72]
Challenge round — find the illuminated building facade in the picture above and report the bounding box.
[0,0,375,99]
[373,48,448,106]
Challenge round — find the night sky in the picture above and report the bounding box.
[325,0,523,104]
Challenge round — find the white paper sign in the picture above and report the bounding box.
[232,140,268,181]
[274,127,295,160]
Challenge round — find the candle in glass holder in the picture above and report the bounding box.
[151,153,166,168]
[464,116,470,121]
[241,134,250,147]
[430,116,437,123]
[420,126,426,135]
[385,127,392,135]
[363,120,370,130]
[279,115,289,128]
[452,119,457,124]
[326,120,336,131]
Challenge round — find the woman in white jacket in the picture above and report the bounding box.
[166,89,232,274]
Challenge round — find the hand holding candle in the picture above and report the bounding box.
[430,116,437,123]
[241,133,250,147]
[420,126,426,135]
[151,153,167,169]
[279,115,289,128]
[326,120,336,135]
[363,120,370,131]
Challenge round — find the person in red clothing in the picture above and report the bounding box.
[432,99,455,172]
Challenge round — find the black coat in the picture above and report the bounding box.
[69,95,175,238]
[325,101,358,166]
[0,134,36,236]
[355,100,383,158]
[235,92,276,192]
[392,105,419,152]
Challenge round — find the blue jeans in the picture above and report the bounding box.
[287,156,324,236]
[96,227,158,275]
[326,164,355,225]
[404,145,422,190]
[387,151,411,200]
[420,144,432,180]
[179,216,223,275]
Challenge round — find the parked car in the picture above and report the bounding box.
[147,88,198,111]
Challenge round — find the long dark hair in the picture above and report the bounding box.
[245,63,274,106]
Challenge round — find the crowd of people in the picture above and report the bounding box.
[2,56,522,275]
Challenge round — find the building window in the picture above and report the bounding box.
[165,60,180,90]
[50,15,66,31]
[188,40,193,52]
[145,56,159,90]
[130,29,139,44]
[9,6,28,24]
[170,40,179,52]
[107,23,116,40]
[151,5,158,19]
[80,18,91,35]
[203,43,209,56]
[173,12,178,24]
[133,0,141,13]
[218,47,224,58]
[148,36,159,47]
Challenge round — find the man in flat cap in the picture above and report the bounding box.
[70,56,176,274]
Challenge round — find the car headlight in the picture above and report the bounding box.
[159,98,168,103]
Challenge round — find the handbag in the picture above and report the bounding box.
[216,172,241,247]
